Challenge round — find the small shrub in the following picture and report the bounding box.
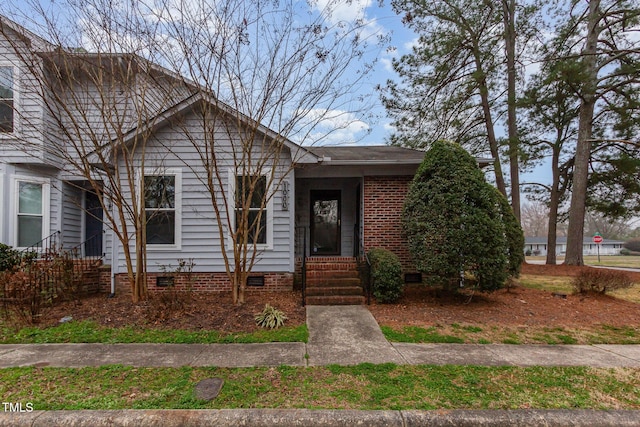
[620,248,631,256]
[623,238,640,253]
[255,304,287,329]
[150,259,197,317]
[0,244,24,272]
[368,248,404,303]
[572,269,634,295]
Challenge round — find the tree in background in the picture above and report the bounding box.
[402,140,523,292]
[383,0,508,196]
[519,52,580,264]
[383,0,541,219]
[556,0,640,265]
[520,202,550,238]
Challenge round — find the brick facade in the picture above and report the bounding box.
[363,175,415,271]
[99,269,294,294]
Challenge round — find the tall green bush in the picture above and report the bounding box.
[402,140,523,291]
[368,248,404,303]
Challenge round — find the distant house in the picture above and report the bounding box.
[524,237,625,256]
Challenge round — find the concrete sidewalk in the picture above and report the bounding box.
[1,305,640,368]
[2,306,640,426]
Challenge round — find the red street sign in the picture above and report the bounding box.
[593,235,603,244]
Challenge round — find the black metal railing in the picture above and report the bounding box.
[353,224,371,304]
[21,230,61,259]
[295,226,308,306]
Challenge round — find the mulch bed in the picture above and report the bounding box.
[13,263,640,332]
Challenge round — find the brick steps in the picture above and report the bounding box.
[304,257,364,305]
[306,277,362,288]
[305,295,366,305]
[306,286,363,296]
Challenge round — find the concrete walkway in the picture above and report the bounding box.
[2,307,640,426]
[1,305,640,368]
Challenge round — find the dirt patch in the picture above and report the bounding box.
[370,263,640,329]
[369,285,640,329]
[16,264,640,333]
[41,291,306,333]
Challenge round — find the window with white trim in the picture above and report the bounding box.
[235,174,269,246]
[0,67,14,133]
[15,179,49,247]
[143,170,181,247]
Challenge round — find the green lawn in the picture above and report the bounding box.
[526,255,640,269]
[0,320,308,344]
[1,364,638,410]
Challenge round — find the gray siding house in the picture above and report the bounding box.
[0,16,491,303]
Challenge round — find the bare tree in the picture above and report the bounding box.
[148,0,383,304]
[520,202,549,237]
[2,5,191,302]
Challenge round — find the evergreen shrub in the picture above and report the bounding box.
[368,248,404,303]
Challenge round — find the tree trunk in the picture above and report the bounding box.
[565,0,600,266]
[546,149,562,265]
[503,0,521,222]
[474,54,507,197]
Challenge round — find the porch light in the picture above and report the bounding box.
[281,181,289,211]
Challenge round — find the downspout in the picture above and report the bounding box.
[109,198,117,298]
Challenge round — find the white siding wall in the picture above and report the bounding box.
[61,183,83,248]
[113,111,295,274]
[0,30,48,165]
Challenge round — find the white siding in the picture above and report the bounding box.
[61,182,83,248]
[0,29,49,165]
[114,110,295,274]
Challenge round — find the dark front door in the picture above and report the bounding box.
[310,190,341,255]
[85,191,103,257]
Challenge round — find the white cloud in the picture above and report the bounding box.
[295,108,370,145]
[310,0,388,43]
[312,0,373,23]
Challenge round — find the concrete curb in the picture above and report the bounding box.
[2,409,640,426]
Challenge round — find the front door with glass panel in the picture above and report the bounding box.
[310,190,341,255]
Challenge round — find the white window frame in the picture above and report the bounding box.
[141,167,182,251]
[229,168,274,250]
[11,175,50,249]
[0,64,19,137]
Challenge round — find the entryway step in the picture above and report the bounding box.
[306,286,364,297]
[306,277,362,288]
[305,295,366,305]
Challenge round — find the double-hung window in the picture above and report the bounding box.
[235,174,270,246]
[14,178,49,248]
[143,169,181,248]
[0,66,14,133]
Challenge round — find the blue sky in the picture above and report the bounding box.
[305,0,415,147]
[5,0,551,187]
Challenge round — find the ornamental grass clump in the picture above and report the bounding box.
[255,304,288,329]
